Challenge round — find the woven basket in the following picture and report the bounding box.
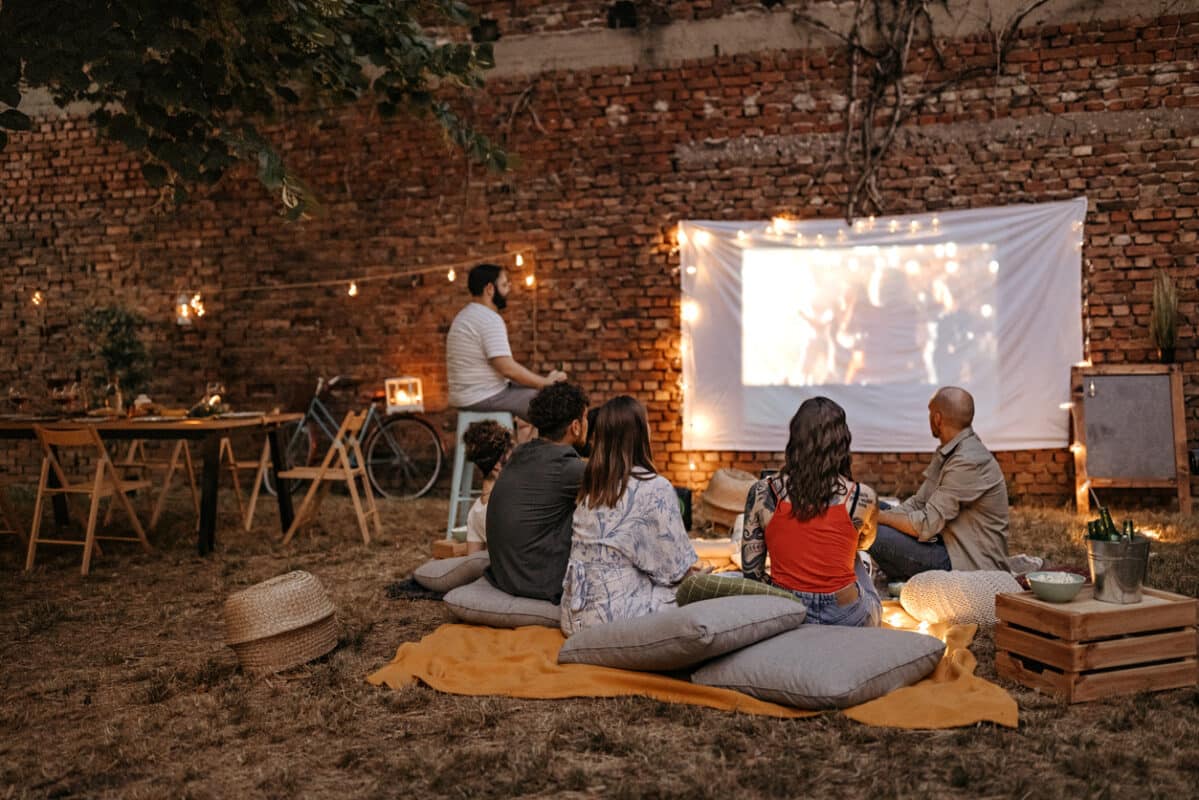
[224,571,339,673]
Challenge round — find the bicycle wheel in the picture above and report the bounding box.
[262,420,315,496]
[366,415,443,499]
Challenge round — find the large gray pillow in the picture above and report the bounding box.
[444,576,560,628]
[691,626,944,710]
[413,551,490,593]
[558,596,807,672]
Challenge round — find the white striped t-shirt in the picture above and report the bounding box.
[446,302,512,407]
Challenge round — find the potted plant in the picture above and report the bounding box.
[1149,270,1179,363]
[82,305,150,410]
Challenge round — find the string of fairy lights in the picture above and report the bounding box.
[20,250,537,324]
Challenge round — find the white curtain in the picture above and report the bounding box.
[679,198,1085,452]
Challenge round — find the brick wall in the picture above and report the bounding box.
[2,8,1197,506]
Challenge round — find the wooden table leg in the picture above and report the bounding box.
[198,434,221,554]
[268,428,295,534]
[48,444,71,528]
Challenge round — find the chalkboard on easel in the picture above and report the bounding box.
[1071,364,1191,515]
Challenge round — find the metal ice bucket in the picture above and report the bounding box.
[1087,537,1151,604]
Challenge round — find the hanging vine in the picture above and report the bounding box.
[792,0,1051,220]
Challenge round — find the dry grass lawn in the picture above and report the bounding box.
[1,481,1198,799]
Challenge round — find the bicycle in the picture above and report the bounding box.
[263,375,444,499]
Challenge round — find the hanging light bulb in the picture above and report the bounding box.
[515,253,524,267]
[31,290,44,306]
[525,275,535,287]
[348,281,358,297]
[176,293,193,326]
[190,293,205,318]
[447,268,456,282]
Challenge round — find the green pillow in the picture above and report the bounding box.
[676,573,803,607]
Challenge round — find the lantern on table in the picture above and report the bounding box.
[385,377,424,414]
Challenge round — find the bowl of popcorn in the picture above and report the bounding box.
[1026,571,1086,603]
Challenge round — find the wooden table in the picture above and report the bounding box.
[0,413,303,555]
[995,587,1198,702]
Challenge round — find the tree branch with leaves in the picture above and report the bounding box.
[0,0,507,219]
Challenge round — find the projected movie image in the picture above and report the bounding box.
[741,243,998,388]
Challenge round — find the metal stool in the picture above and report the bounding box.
[445,410,514,540]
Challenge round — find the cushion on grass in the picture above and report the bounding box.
[691,625,944,710]
[557,596,807,672]
[899,570,1022,626]
[675,573,804,607]
[444,576,560,629]
[412,551,490,593]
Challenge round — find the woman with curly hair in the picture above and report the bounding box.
[559,396,700,635]
[462,420,515,553]
[740,397,881,627]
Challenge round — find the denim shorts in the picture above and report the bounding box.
[783,557,881,627]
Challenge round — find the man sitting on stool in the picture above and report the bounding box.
[868,386,1010,581]
[446,263,566,438]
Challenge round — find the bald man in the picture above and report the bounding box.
[867,387,1010,580]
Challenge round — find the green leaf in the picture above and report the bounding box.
[0,109,32,131]
[141,163,168,187]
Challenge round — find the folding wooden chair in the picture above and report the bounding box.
[26,425,152,576]
[223,437,273,532]
[113,439,199,529]
[279,410,381,545]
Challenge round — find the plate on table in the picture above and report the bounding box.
[216,411,265,419]
[129,416,174,423]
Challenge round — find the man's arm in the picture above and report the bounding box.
[879,458,992,541]
[489,355,566,389]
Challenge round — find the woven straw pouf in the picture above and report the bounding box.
[223,571,338,673]
[899,569,1022,626]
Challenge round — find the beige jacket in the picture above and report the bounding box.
[894,427,1010,571]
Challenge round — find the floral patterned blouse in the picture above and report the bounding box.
[560,471,698,636]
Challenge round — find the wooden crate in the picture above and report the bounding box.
[995,587,1198,703]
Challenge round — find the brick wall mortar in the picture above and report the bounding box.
[1,12,1197,506]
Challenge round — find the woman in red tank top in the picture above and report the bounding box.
[741,397,882,627]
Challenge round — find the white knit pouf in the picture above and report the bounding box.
[899,570,1022,626]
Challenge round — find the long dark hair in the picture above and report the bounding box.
[578,396,656,508]
[782,397,853,521]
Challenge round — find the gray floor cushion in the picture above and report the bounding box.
[558,596,807,672]
[444,576,561,628]
[413,551,490,593]
[691,625,944,710]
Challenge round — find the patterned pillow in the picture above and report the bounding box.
[412,551,490,593]
[444,576,560,629]
[899,570,1022,626]
[691,626,944,710]
[676,573,804,607]
[558,596,806,672]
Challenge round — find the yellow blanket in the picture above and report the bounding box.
[367,601,1017,728]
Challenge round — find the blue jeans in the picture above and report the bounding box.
[785,557,881,627]
[868,525,951,581]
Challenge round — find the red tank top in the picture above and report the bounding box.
[764,492,859,594]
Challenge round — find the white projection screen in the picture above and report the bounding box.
[678,198,1086,452]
